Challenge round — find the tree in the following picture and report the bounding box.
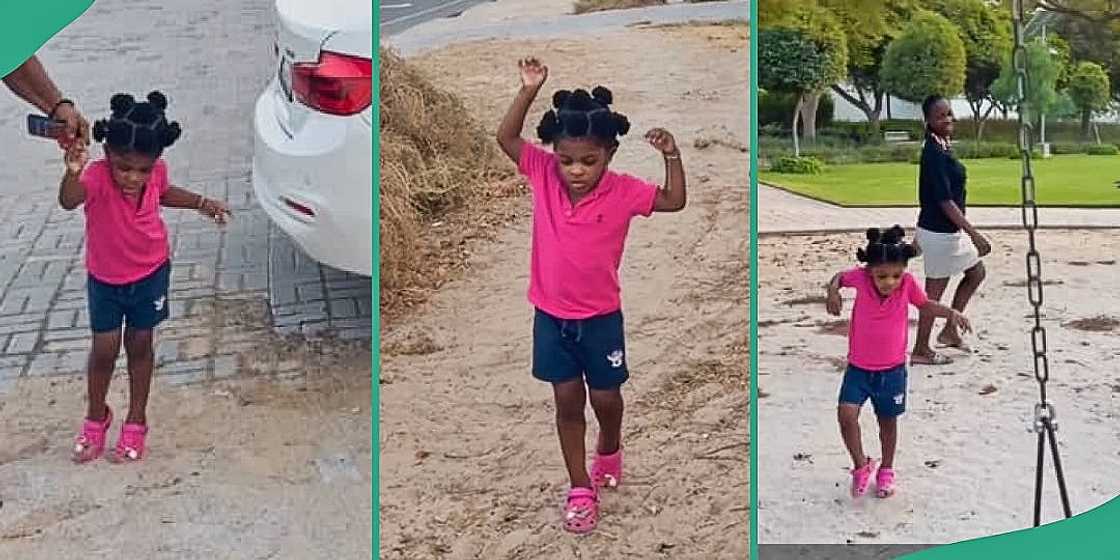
[1046,10,1120,101]
[761,2,848,144]
[881,11,968,104]
[760,0,891,26]
[1046,33,1074,90]
[1067,61,1111,139]
[1035,1,1120,22]
[992,37,1063,139]
[824,0,918,140]
[795,7,848,143]
[759,26,846,156]
[1050,91,1079,120]
[927,0,1014,139]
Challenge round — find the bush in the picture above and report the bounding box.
[817,120,925,145]
[1050,142,1088,155]
[759,90,835,129]
[861,144,921,163]
[758,133,1057,165]
[789,117,1120,146]
[760,113,1120,165]
[819,122,875,144]
[953,142,1018,159]
[960,119,1120,144]
[759,122,786,137]
[772,155,824,174]
[880,119,926,140]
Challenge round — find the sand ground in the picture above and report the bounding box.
[0,299,373,558]
[756,230,1120,544]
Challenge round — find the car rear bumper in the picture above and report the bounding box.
[251,84,372,276]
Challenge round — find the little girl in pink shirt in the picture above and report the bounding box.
[825,226,972,498]
[496,57,687,534]
[61,91,229,464]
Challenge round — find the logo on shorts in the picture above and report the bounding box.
[154,296,166,311]
[893,393,904,405]
[606,349,624,368]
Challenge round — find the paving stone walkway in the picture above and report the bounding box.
[0,0,371,385]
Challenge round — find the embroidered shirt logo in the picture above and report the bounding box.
[606,349,624,368]
[154,296,166,312]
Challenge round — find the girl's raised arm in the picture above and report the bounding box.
[58,144,88,210]
[647,128,686,212]
[496,57,548,163]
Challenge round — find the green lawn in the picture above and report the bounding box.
[760,155,1120,207]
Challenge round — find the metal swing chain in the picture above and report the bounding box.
[1011,0,1073,527]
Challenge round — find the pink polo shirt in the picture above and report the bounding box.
[840,267,929,371]
[80,158,171,285]
[520,142,658,319]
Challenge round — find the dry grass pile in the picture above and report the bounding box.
[573,0,666,14]
[379,48,512,315]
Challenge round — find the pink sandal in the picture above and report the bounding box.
[563,487,599,534]
[591,447,623,489]
[876,466,896,498]
[72,406,113,463]
[850,457,877,498]
[109,422,148,463]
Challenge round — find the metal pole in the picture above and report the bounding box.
[1040,24,1048,154]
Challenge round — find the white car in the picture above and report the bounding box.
[252,0,373,276]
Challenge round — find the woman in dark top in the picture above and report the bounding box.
[911,95,991,365]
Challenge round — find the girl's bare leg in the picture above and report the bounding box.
[86,330,122,420]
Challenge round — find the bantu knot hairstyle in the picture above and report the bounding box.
[856,225,918,266]
[92,91,182,156]
[536,86,630,147]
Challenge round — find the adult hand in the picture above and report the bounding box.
[518,57,548,89]
[52,102,90,149]
[950,310,973,334]
[970,231,991,257]
[1,56,86,147]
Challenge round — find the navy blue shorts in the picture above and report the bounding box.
[532,308,628,390]
[87,262,171,333]
[838,363,908,418]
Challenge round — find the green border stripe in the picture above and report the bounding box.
[0,2,94,77]
[902,496,1120,558]
[371,1,381,557]
[749,0,759,557]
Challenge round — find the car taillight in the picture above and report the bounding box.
[292,51,372,116]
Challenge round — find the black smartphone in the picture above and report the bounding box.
[27,114,66,139]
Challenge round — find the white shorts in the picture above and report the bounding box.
[915,227,980,279]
